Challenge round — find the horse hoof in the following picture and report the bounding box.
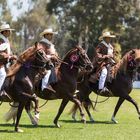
[81,119,86,124]
[111,118,118,124]
[90,119,95,123]
[31,119,38,126]
[15,128,24,133]
[55,123,61,128]
[72,115,77,121]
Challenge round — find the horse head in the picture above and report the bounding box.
[119,49,140,74]
[126,49,140,70]
[33,49,54,70]
[64,46,93,71]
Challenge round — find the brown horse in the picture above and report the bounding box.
[34,46,93,127]
[6,46,93,127]
[1,48,53,132]
[70,49,140,123]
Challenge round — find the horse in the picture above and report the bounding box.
[1,47,53,132]
[70,49,140,123]
[5,46,93,128]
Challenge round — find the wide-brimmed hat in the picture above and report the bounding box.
[99,31,116,40]
[0,24,15,32]
[40,28,58,37]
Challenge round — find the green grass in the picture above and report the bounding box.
[0,89,140,140]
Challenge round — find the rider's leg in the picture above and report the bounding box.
[41,70,51,91]
[98,67,109,93]
[0,66,6,91]
[41,70,55,93]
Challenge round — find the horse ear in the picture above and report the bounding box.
[34,42,38,49]
[131,49,135,55]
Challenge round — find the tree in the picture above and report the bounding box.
[47,0,140,56]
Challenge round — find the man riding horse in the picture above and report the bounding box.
[92,31,116,94]
[0,24,17,98]
[39,28,58,93]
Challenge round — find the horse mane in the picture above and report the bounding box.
[114,50,132,75]
[6,45,39,77]
[63,47,77,60]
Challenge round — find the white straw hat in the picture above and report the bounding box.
[99,31,116,40]
[0,24,15,32]
[40,28,58,37]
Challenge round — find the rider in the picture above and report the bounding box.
[0,24,17,93]
[95,31,116,94]
[39,28,58,93]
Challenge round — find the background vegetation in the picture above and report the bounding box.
[0,0,140,57]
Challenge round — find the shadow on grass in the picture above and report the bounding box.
[0,123,57,129]
[0,129,15,133]
[60,119,115,124]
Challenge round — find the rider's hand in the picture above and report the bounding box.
[9,55,17,60]
[104,54,113,59]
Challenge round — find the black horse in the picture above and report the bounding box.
[70,49,140,123]
[1,47,53,132]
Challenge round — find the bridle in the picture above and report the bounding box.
[56,48,91,71]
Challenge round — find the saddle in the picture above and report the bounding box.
[89,58,116,84]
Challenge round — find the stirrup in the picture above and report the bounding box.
[98,87,110,94]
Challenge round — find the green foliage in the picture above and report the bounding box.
[1,0,140,56]
[47,0,140,56]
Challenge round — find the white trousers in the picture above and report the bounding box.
[41,70,51,91]
[98,67,107,89]
[0,66,6,91]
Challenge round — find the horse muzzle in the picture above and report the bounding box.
[85,64,93,72]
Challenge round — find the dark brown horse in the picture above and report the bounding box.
[1,48,53,132]
[35,46,93,127]
[70,49,140,123]
[6,46,93,127]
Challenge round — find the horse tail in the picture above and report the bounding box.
[3,102,19,122]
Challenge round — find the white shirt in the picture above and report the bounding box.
[0,33,11,55]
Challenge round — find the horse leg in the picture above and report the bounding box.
[71,97,86,123]
[71,104,78,121]
[123,95,140,119]
[54,99,69,128]
[15,102,25,132]
[22,93,40,122]
[25,101,38,125]
[83,99,95,122]
[111,97,125,124]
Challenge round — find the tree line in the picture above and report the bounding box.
[0,0,140,58]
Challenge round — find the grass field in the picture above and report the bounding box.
[0,89,140,140]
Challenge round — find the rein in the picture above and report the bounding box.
[91,94,110,110]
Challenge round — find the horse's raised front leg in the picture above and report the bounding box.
[54,99,69,128]
[15,102,25,133]
[111,97,125,124]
